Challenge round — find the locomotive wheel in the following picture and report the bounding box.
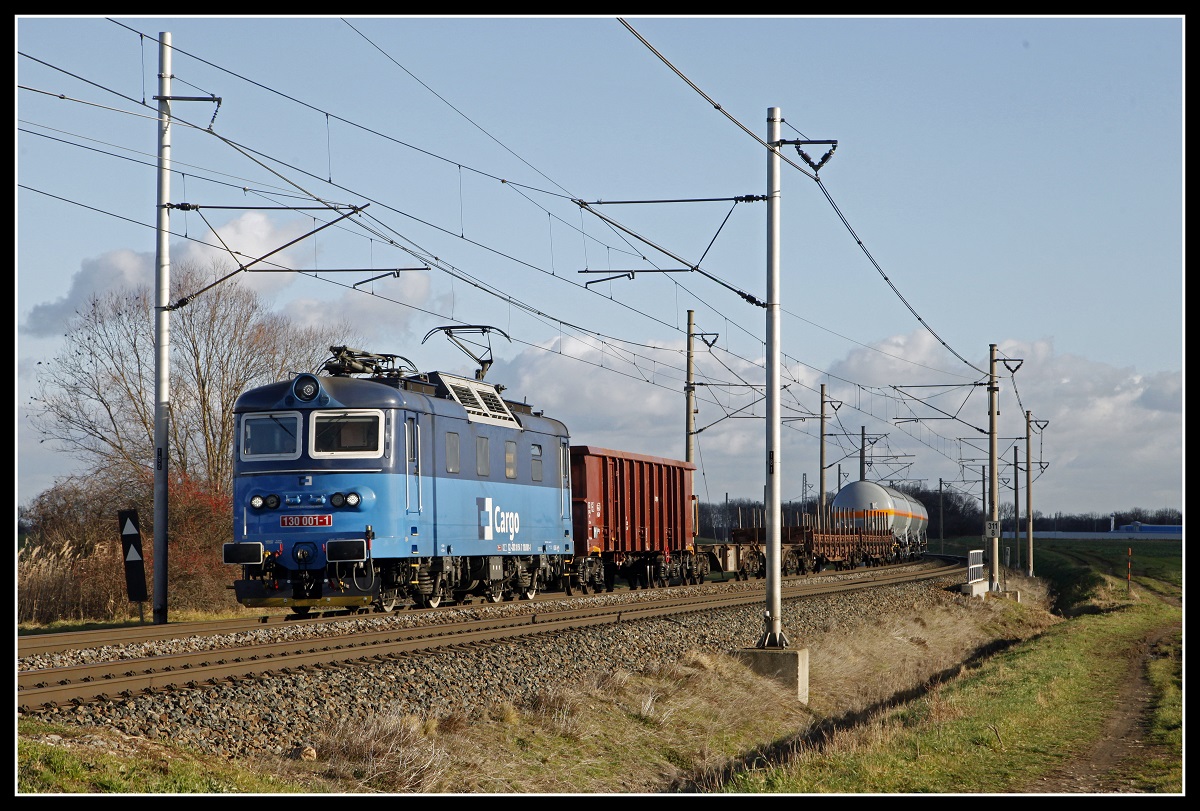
[376,589,401,613]
[517,567,536,600]
[485,582,505,603]
[290,606,312,617]
[420,594,442,609]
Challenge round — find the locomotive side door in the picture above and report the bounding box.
[404,412,422,515]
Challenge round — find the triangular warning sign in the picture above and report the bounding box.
[126,546,143,563]
[122,518,138,536]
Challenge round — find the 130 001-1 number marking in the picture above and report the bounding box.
[280,514,333,528]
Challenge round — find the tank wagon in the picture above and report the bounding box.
[705,480,928,579]
[830,480,929,560]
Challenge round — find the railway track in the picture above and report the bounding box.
[18,558,962,712]
[18,559,946,658]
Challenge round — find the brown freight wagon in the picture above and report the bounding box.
[569,445,707,592]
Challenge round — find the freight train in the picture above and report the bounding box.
[223,345,706,614]
[222,344,924,614]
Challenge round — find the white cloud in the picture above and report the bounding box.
[18,212,319,340]
[1133,370,1183,413]
[19,248,154,338]
[276,269,434,346]
[819,334,1182,512]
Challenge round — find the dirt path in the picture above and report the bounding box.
[1023,621,1179,794]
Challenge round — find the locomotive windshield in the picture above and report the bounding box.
[238,409,386,460]
[241,412,301,460]
[310,410,385,458]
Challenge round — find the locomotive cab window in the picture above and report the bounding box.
[240,412,302,460]
[310,410,385,458]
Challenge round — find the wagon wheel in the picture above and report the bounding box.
[419,593,442,609]
[521,583,538,600]
[485,582,505,603]
[290,606,312,617]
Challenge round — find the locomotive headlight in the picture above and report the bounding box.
[293,374,320,402]
[330,492,346,508]
[264,494,281,510]
[345,492,361,507]
[250,494,265,509]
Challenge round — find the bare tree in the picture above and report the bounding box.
[28,282,157,490]
[28,259,362,494]
[168,261,350,488]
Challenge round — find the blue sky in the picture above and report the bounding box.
[16,15,1183,517]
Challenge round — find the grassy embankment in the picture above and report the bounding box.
[721,538,1182,793]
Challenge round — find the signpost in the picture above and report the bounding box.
[118,510,149,619]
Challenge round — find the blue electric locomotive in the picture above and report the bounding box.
[223,346,574,614]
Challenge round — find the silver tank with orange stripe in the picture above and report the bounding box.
[830,480,924,541]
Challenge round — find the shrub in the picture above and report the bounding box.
[18,472,238,624]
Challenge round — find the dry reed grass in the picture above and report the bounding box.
[307,713,449,793]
